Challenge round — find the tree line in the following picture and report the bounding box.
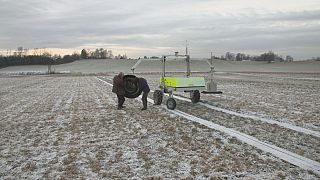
[80,48,114,59]
[223,51,294,62]
[0,54,80,68]
[0,47,119,68]
[80,48,129,59]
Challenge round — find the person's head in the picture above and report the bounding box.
[118,72,124,78]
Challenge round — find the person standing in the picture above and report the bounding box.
[112,72,125,110]
[138,77,150,110]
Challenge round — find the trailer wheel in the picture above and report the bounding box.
[153,90,163,105]
[123,75,142,98]
[166,98,176,110]
[190,90,200,103]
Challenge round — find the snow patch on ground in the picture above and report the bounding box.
[1,75,319,179]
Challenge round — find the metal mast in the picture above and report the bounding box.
[185,40,188,55]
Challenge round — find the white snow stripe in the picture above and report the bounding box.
[156,90,320,139]
[169,109,320,175]
[199,102,320,138]
[97,78,113,86]
[97,77,320,175]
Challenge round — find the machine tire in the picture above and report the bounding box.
[123,75,142,98]
[190,90,200,103]
[153,90,163,105]
[166,98,176,110]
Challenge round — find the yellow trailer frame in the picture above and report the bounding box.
[131,52,222,110]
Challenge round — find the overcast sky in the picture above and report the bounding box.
[0,0,319,59]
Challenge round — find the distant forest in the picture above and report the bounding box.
[221,51,294,62]
[0,54,80,68]
[0,48,123,68]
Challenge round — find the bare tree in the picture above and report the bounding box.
[81,49,88,59]
[286,55,294,62]
[18,47,23,57]
[225,52,235,61]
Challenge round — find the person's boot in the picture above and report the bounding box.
[141,100,147,110]
[117,105,122,110]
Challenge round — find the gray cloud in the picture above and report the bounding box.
[0,0,319,59]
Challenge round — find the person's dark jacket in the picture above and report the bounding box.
[138,78,150,93]
[112,75,125,95]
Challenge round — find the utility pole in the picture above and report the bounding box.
[186,40,190,77]
[185,40,188,55]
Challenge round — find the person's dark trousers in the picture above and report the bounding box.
[141,91,149,110]
[117,94,125,108]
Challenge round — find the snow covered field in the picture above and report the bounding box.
[1,61,320,179]
[1,59,320,74]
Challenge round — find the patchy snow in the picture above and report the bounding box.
[158,92,320,138]
[99,77,320,175]
[0,73,319,179]
[125,73,320,162]
[170,109,320,175]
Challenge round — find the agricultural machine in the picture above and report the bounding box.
[124,53,222,110]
